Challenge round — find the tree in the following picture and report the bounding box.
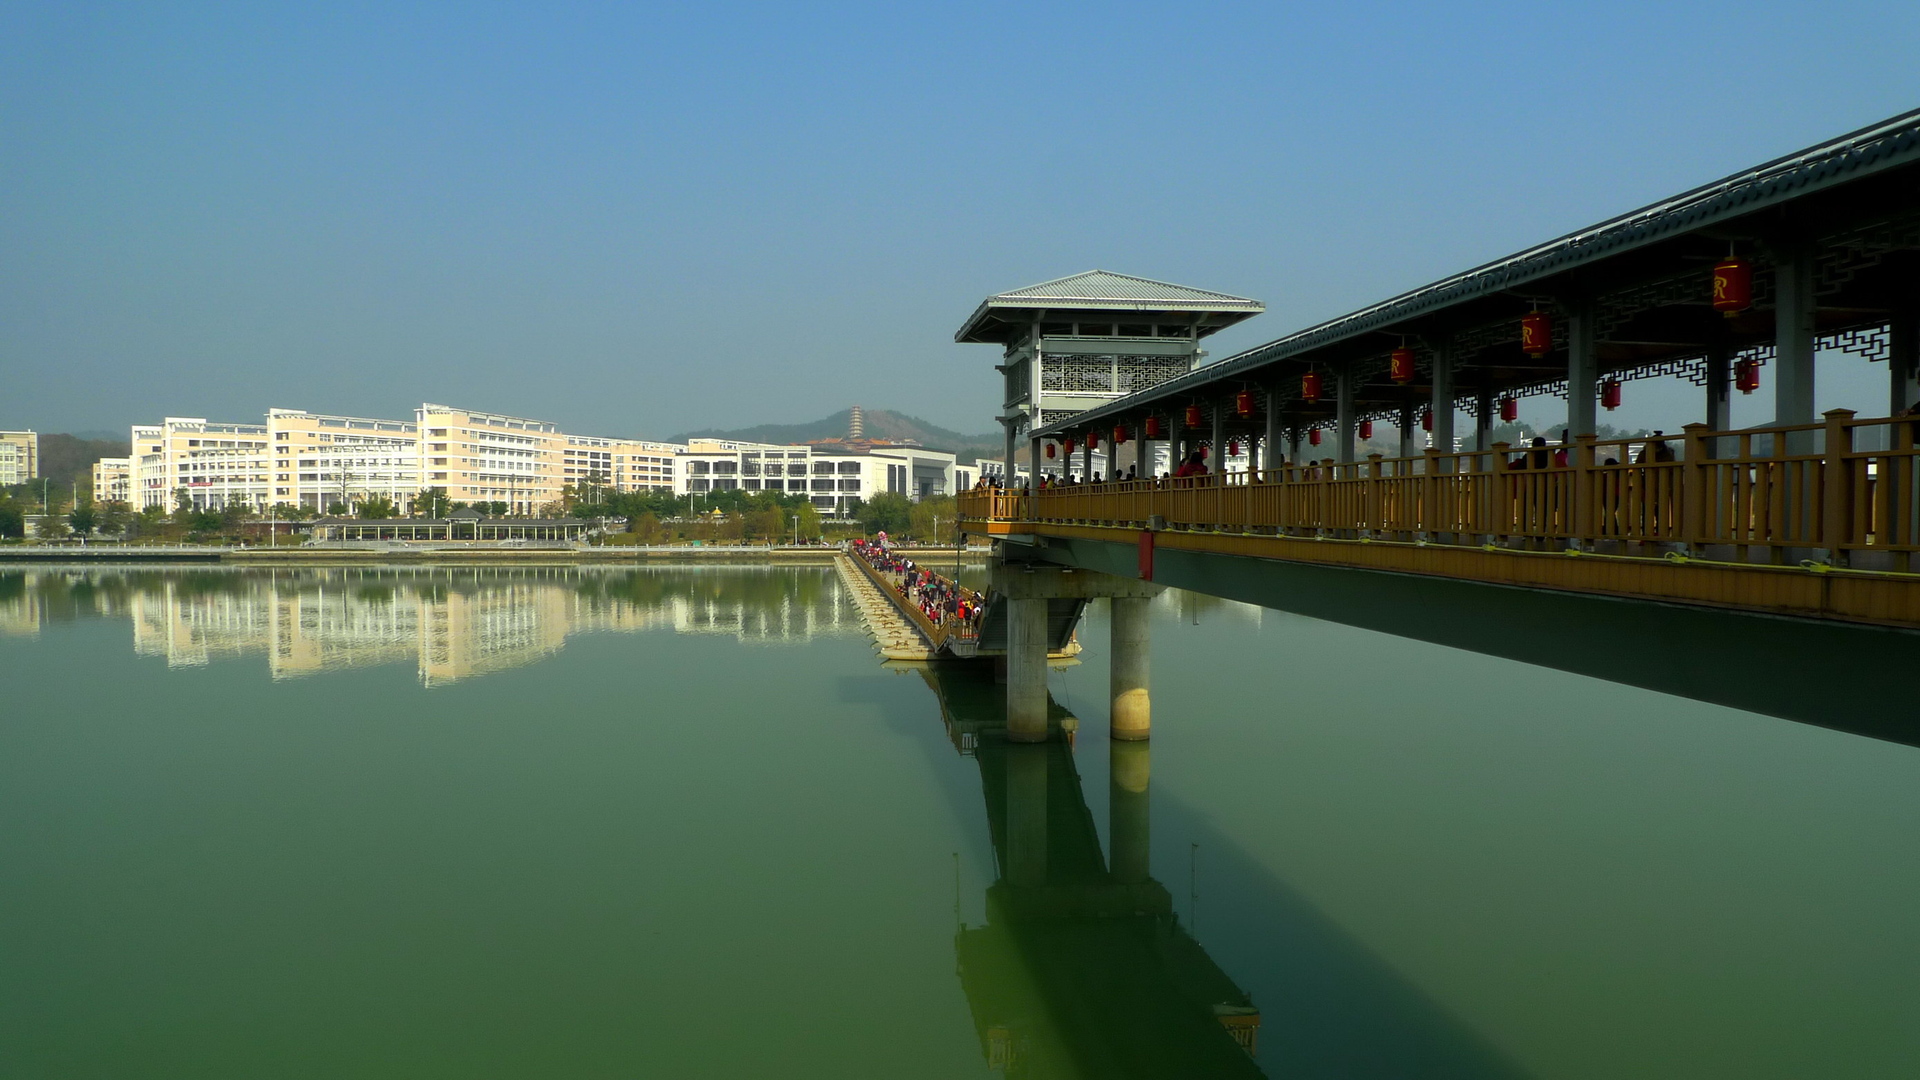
[95,501,131,537]
[0,499,23,538]
[326,501,350,517]
[360,495,397,519]
[37,513,67,540]
[795,502,822,541]
[855,492,912,536]
[67,502,97,536]
[415,487,451,517]
[909,494,957,542]
[632,512,665,545]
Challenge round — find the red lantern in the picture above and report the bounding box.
[1359,419,1373,440]
[1235,389,1255,418]
[1390,347,1416,384]
[1185,404,1203,428]
[1713,256,1752,316]
[1144,415,1163,439]
[1421,408,1434,432]
[1499,396,1518,423]
[1045,442,1056,459]
[1601,379,1622,411]
[1308,427,1322,446]
[1062,437,1075,456]
[1302,371,1323,404]
[1113,424,1128,445]
[1521,311,1552,358]
[1228,439,1240,456]
[1735,358,1761,395]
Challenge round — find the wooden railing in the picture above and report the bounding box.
[958,410,1920,570]
[847,546,986,652]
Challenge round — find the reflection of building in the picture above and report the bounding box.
[3,566,858,685]
[919,666,1264,1077]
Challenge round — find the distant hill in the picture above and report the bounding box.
[34,433,132,494]
[668,408,1002,464]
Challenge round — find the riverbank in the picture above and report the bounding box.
[0,544,989,566]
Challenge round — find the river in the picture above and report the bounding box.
[1,564,1915,1078]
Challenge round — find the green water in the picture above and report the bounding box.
[1,564,1916,1078]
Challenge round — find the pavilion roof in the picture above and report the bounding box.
[956,270,1264,344]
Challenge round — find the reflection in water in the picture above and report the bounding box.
[919,665,1266,1078]
[0,566,859,685]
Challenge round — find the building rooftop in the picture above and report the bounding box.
[956,270,1265,345]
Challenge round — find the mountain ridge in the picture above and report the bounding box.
[662,408,1001,464]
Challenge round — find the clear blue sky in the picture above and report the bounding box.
[3,1,1916,441]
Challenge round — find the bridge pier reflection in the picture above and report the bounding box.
[918,664,1264,1077]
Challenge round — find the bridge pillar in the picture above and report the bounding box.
[1005,742,1049,886]
[1007,596,1050,741]
[1891,310,1919,415]
[1773,241,1818,431]
[1567,300,1598,438]
[1430,342,1456,455]
[1109,739,1150,884]
[1705,340,1733,433]
[1336,366,1356,463]
[1110,595,1152,740]
[1264,387,1284,472]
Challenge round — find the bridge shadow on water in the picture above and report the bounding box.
[1048,536,1920,749]
[843,664,1532,1079]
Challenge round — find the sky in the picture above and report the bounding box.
[3,1,1917,442]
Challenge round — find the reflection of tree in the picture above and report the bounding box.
[918,665,1265,1079]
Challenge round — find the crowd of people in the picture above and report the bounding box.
[849,538,984,638]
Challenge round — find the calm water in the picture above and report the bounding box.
[2,564,1917,1078]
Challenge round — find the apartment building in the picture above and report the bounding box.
[131,418,271,511]
[92,457,132,504]
[0,430,37,485]
[267,409,421,513]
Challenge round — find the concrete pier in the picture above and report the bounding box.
[1006,596,1051,741]
[1109,595,1152,740]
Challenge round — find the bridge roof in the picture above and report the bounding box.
[955,270,1264,344]
[1035,106,1920,437]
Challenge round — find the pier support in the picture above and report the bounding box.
[1109,740,1150,884]
[1006,596,1050,742]
[1110,595,1152,740]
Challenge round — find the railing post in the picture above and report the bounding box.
[1490,442,1511,542]
[1822,408,1856,565]
[1681,422,1711,551]
[1573,435,1597,547]
[1366,453,1383,535]
[1422,448,1442,539]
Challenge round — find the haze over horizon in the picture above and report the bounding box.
[4,2,1915,440]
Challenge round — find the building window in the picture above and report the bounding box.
[838,479,860,492]
[838,461,861,475]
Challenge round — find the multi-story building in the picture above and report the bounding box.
[564,435,679,495]
[0,430,37,485]
[415,404,569,516]
[675,439,961,518]
[266,409,422,513]
[131,418,271,511]
[92,457,132,504]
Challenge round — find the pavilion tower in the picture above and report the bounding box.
[955,270,1263,478]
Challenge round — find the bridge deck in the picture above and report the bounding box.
[961,413,1920,630]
